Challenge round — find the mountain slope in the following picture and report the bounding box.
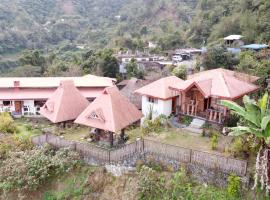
[0,0,198,55]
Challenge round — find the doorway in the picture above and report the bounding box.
[14,101,22,114]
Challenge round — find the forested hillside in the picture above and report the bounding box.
[188,0,270,46]
[1,0,269,55]
[0,0,197,55]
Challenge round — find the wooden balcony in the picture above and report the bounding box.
[180,103,227,124]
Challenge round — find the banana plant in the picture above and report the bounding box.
[221,93,270,140]
[221,93,270,195]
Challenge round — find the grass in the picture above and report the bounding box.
[127,127,233,155]
[14,118,43,140]
[62,126,90,142]
[43,166,93,200]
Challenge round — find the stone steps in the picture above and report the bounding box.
[189,118,206,129]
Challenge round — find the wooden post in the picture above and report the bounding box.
[120,129,125,143]
[109,132,114,147]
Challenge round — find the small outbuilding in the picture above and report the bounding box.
[40,80,89,123]
[75,86,142,146]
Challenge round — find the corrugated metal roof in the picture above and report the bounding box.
[224,35,243,40]
[241,44,269,50]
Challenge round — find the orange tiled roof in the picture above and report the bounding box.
[75,86,142,133]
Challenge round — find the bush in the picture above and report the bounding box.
[225,114,240,127]
[0,146,81,191]
[0,112,18,134]
[227,174,241,198]
[171,65,187,79]
[138,166,164,200]
[24,124,33,131]
[141,115,169,135]
[180,116,193,126]
[211,134,219,150]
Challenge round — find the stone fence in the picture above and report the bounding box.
[32,134,247,177]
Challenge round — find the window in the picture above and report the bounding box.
[3,101,11,106]
[148,97,157,104]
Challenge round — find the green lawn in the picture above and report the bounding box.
[127,127,233,155]
[62,126,90,142]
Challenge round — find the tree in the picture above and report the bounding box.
[19,50,46,74]
[171,65,187,79]
[221,93,270,195]
[94,49,119,78]
[202,45,236,70]
[126,58,144,79]
[237,51,270,89]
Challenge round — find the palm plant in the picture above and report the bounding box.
[221,93,270,195]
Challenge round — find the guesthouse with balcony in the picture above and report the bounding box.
[169,68,260,124]
[0,75,115,117]
[135,68,260,125]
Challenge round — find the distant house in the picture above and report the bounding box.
[0,75,115,117]
[169,68,260,124]
[172,48,202,63]
[224,35,244,47]
[134,76,184,121]
[148,41,158,49]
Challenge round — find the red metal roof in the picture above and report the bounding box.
[40,80,89,123]
[75,86,143,133]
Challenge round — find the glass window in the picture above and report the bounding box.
[3,101,11,106]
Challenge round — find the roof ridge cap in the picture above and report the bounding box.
[220,73,231,97]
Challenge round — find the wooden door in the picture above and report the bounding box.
[15,101,22,113]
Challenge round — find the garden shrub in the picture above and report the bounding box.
[225,114,240,127]
[211,133,219,150]
[0,112,18,134]
[24,124,33,131]
[141,115,169,135]
[171,65,187,79]
[0,143,12,159]
[180,116,193,126]
[227,174,241,198]
[138,166,165,200]
[0,146,81,191]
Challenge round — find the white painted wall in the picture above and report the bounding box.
[141,95,172,123]
[23,100,36,115]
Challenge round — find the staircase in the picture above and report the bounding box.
[183,118,206,134]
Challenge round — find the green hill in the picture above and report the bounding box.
[0,0,198,55]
